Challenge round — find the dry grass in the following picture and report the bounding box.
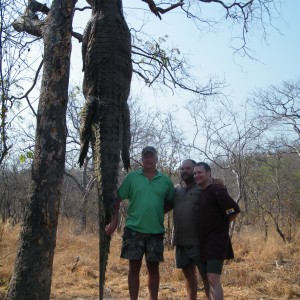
[1,219,300,299]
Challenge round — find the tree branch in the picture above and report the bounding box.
[13,16,44,38]
[132,45,221,95]
[12,0,51,37]
[72,31,83,43]
[27,0,50,15]
[64,170,84,193]
[11,59,44,104]
[141,0,184,19]
[199,0,254,10]
[75,6,92,12]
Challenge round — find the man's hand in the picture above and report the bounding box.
[228,213,238,223]
[212,178,225,187]
[105,198,121,235]
[105,214,118,236]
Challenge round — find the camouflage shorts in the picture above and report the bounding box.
[121,227,164,262]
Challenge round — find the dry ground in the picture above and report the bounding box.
[0,219,300,299]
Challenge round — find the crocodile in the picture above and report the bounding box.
[78,0,132,298]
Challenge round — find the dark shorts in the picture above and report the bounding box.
[121,227,164,262]
[175,245,201,268]
[199,260,224,275]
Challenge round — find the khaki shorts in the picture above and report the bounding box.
[121,227,164,262]
[175,245,201,268]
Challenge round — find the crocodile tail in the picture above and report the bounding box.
[92,108,121,299]
[92,121,110,299]
[99,197,111,300]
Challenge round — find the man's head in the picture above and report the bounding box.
[193,162,211,186]
[141,146,158,170]
[142,146,157,156]
[180,159,196,184]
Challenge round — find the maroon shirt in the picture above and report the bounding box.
[198,184,240,261]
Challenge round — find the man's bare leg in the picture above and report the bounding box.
[182,263,198,300]
[199,272,209,299]
[146,261,160,300]
[128,260,142,300]
[207,273,223,300]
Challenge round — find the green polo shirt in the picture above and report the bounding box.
[117,169,175,234]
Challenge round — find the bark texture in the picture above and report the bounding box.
[78,0,132,298]
[6,0,76,299]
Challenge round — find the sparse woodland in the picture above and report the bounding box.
[1,0,300,299]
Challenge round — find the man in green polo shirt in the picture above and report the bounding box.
[105,146,174,300]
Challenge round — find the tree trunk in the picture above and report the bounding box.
[6,0,76,299]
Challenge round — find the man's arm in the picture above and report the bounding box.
[164,179,175,213]
[105,198,121,235]
[215,186,240,220]
[212,178,225,187]
[164,200,173,213]
[228,213,238,223]
[105,172,132,235]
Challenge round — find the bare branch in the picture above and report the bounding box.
[72,31,83,43]
[132,42,223,95]
[13,16,44,38]
[141,0,184,19]
[25,95,37,117]
[0,143,12,166]
[75,6,92,12]
[12,0,51,37]
[11,59,43,105]
[251,78,300,146]
[64,170,84,193]
[199,0,254,10]
[155,0,184,14]
[27,0,50,15]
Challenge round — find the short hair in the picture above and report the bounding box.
[182,159,196,165]
[194,162,211,172]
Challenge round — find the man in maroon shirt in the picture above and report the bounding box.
[193,162,240,300]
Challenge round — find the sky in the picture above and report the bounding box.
[69,0,300,124]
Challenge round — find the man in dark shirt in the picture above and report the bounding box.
[172,159,202,299]
[194,162,240,300]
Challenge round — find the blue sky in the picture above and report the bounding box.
[70,0,300,113]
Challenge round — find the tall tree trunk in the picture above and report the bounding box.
[6,0,76,299]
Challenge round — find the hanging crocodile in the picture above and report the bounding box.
[78,0,132,298]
